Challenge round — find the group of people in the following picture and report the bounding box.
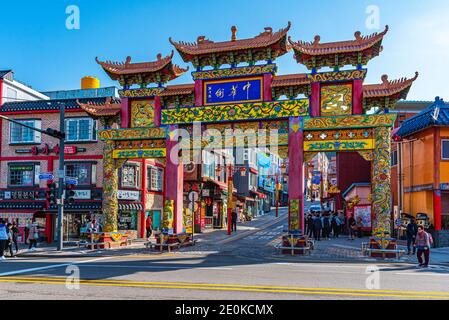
[0,220,40,261]
[305,212,345,241]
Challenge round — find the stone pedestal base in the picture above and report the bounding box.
[154,233,193,251]
[281,233,310,255]
[368,237,398,258]
[82,232,129,249]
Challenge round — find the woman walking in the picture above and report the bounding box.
[27,223,39,251]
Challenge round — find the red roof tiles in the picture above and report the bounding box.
[170,22,291,56]
[289,25,389,56]
[76,97,122,118]
[363,72,419,98]
[96,51,188,81]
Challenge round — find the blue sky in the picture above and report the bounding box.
[1,0,448,100]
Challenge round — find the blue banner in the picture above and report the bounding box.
[204,77,262,105]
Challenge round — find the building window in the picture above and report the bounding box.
[442,140,449,160]
[391,149,398,166]
[65,118,97,142]
[9,120,41,144]
[147,166,163,192]
[121,164,140,189]
[8,163,40,187]
[65,163,95,186]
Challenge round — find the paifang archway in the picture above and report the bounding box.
[79,22,417,242]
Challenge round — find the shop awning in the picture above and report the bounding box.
[250,190,267,199]
[118,203,143,211]
[204,178,237,193]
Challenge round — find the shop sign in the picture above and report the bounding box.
[202,189,210,197]
[441,184,449,191]
[2,190,36,200]
[74,190,91,200]
[118,190,140,201]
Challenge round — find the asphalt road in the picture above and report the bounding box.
[0,206,448,300]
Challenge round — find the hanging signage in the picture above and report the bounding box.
[14,144,84,155]
[204,77,263,105]
[74,190,91,200]
[1,190,37,200]
[117,190,140,201]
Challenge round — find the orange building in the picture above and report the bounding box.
[396,97,449,247]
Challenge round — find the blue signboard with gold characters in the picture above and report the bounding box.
[204,77,263,106]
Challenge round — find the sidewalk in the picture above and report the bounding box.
[268,235,449,266]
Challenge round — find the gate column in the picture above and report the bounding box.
[372,126,392,235]
[164,125,184,234]
[102,140,119,232]
[288,117,304,233]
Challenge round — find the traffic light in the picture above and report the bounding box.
[45,128,65,139]
[46,182,58,206]
[65,183,75,205]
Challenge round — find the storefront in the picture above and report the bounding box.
[0,212,34,243]
[118,203,142,239]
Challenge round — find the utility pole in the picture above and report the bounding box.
[57,104,65,251]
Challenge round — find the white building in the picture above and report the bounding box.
[0,70,48,105]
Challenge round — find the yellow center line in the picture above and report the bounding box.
[1,277,448,299]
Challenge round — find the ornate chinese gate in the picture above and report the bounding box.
[79,23,417,245]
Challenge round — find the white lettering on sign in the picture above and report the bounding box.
[74,190,91,200]
[117,190,140,201]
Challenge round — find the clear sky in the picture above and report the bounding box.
[1,0,448,101]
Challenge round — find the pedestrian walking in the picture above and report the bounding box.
[355,217,363,238]
[27,223,39,251]
[0,219,9,261]
[415,225,433,268]
[348,216,356,240]
[145,214,153,240]
[5,224,15,257]
[313,214,322,241]
[231,209,238,232]
[11,222,19,255]
[406,218,418,255]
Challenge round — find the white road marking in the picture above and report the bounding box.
[0,256,114,277]
[79,264,233,270]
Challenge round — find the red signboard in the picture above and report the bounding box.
[64,146,77,154]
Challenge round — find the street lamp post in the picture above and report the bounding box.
[56,104,65,251]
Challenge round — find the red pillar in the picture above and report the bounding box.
[434,191,442,231]
[194,80,203,107]
[154,96,162,127]
[434,127,442,231]
[288,117,304,233]
[165,125,184,234]
[263,73,272,101]
[141,160,147,239]
[352,79,364,115]
[310,82,321,117]
[120,98,129,128]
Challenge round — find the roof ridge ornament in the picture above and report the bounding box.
[231,26,237,41]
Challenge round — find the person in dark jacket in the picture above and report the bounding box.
[322,214,331,240]
[305,214,314,238]
[313,214,323,241]
[406,219,418,255]
[348,216,356,240]
[231,209,238,232]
